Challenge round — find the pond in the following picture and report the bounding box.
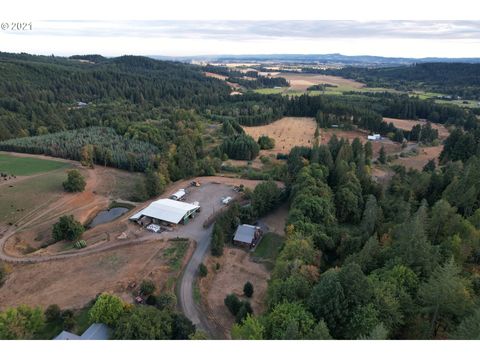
[88,207,129,228]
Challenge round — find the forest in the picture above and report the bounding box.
[232,128,480,339]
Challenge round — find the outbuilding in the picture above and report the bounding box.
[170,189,186,201]
[130,198,200,225]
[233,224,262,249]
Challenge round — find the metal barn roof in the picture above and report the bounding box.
[54,323,110,340]
[233,224,257,244]
[130,198,200,224]
[80,323,111,340]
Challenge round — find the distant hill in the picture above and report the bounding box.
[0,52,229,140]
[150,53,480,66]
[323,62,480,99]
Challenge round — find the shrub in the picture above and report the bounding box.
[52,215,85,243]
[243,281,254,298]
[199,263,208,277]
[235,302,253,324]
[140,280,156,296]
[63,169,86,192]
[155,293,177,312]
[61,309,75,331]
[44,304,61,323]
[146,295,157,306]
[258,135,275,150]
[224,294,242,316]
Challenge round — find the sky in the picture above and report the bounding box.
[1,20,480,58]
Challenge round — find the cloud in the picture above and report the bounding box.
[14,20,480,41]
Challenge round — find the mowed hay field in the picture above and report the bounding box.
[242,117,318,154]
[242,117,402,158]
[383,118,450,139]
[272,73,365,92]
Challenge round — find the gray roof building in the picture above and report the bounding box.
[233,224,261,248]
[53,323,111,340]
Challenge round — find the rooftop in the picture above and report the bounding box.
[54,323,111,340]
[233,224,258,244]
[130,198,200,224]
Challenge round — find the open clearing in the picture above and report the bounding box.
[383,118,450,139]
[242,117,318,155]
[199,248,270,338]
[242,117,403,158]
[0,153,69,176]
[0,238,193,310]
[393,145,444,171]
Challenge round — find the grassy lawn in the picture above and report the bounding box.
[253,232,285,267]
[0,169,67,224]
[0,153,69,176]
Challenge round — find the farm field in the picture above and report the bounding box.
[242,117,318,155]
[0,169,68,225]
[242,116,403,158]
[0,153,69,176]
[272,73,365,92]
[251,72,396,96]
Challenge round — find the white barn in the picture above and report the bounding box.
[130,198,200,225]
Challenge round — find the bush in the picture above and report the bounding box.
[258,135,275,150]
[243,281,254,298]
[44,304,61,323]
[235,302,253,324]
[74,240,87,249]
[199,263,208,277]
[62,169,86,192]
[155,293,177,312]
[61,309,75,331]
[146,295,157,306]
[52,215,85,243]
[140,280,156,296]
[224,294,242,316]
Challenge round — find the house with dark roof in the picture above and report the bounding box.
[233,224,262,249]
[54,323,111,340]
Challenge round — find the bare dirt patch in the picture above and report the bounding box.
[242,117,318,155]
[199,248,270,338]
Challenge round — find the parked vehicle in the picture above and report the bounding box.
[222,196,232,205]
